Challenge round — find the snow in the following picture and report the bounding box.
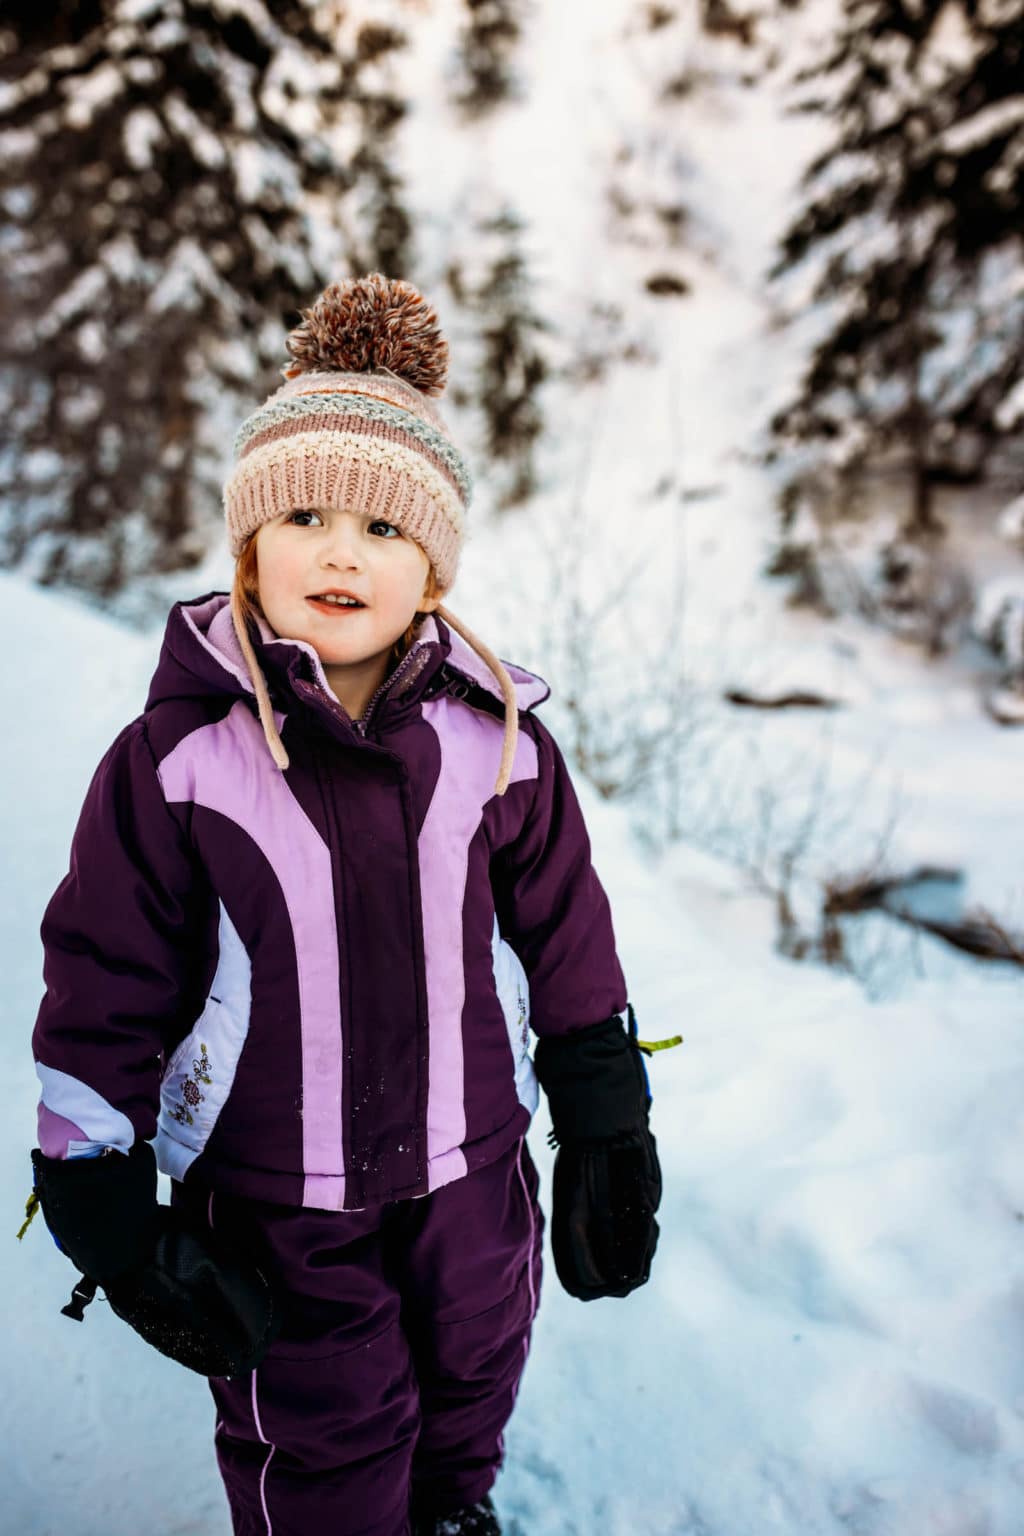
[146,238,239,315]
[5,1,1024,1533]
[58,62,124,131]
[935,95,1024,159]
[996,377,1024,434]
[123,105,166,171]
[997,493,1024,547]
[921,0,980,78]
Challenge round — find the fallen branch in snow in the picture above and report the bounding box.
[723,687,842,710]
[963,906,1024,966]
[823,864,963,916]
[823,867,1024,967]
[895,910,1024,966]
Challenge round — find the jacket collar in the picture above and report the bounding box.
[147,591,549,726]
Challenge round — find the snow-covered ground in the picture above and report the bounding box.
[5,1,1024,1532]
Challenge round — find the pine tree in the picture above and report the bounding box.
[0,0,413,604]
[447,207,551,510]
[916,2,1024,475]
[345,20,415,278]
[452,0,525,117]
[766,0,1024,539]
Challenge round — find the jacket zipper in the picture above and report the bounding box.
[311,741,353,1191]
[353,646,423,737]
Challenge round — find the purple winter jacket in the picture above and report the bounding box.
[32,592,629,1211]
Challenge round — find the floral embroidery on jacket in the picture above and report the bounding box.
[516,987,528,1052]
[169,1043,212,1127]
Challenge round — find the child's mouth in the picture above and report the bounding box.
[307,596,367,616]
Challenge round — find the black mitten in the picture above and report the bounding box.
[30,1140,161,1284]
[30,1142,281,1377]
[533,1005,663,1301]
[547,1128,661,1301]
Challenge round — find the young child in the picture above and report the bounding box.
[27,273,665,1536]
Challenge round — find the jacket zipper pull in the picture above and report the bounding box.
[61,1273,100,1322]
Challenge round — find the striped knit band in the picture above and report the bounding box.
[223,369,473,593]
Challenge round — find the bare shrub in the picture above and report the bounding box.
[864,538,975,657]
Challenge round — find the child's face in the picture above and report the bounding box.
[256,506,440,673]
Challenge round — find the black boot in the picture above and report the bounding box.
[412,1494,502,1535]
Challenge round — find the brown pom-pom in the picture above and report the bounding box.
[281,272,449,396]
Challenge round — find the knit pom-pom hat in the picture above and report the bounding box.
[223,272,519,794]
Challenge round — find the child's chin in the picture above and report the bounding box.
[313,638,384,666]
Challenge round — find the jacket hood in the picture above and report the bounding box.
[145,591,550,720]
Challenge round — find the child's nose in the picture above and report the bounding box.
[321,521,363,567]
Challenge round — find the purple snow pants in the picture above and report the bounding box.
[170,1135,544,1536]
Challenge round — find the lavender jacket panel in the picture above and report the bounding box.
[31,594,628,1210]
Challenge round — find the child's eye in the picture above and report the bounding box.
[287,509,323,527]
[369,521,400,538]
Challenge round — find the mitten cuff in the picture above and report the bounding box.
[534,1009,650,1145]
